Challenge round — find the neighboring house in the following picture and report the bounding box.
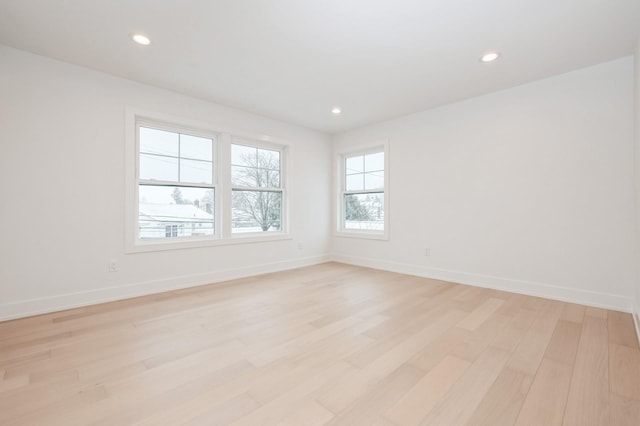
[139,203,214,239]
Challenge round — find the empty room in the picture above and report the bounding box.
[1,1,640,425]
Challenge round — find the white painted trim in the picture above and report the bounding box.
[633,300,640,347]
[335,140,389,240]
[125,106,292,253]
[331,254,633,313]
[127,234,293,254]
[0,255,330,322]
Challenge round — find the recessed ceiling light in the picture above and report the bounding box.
[480,51,500,63]
[331,107,342,115]
[131,33,151,46]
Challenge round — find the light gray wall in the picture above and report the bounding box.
[0,45,332,319]
[332,57,636,311]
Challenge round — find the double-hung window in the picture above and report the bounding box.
[137,123,217,241]
[338,144,388,238]
[126,109,289,252]
[231,140,284,234]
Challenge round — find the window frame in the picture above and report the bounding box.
[125,107,291,253]
[134,117,221,248]
[336,141,389,240]
[229,137,288,238]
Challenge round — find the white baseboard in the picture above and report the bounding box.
[331,254,633,313]
[0,255,330,322]
[633,301,640,347]
[3,253,634,323]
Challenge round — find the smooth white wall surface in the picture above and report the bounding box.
[0,45,332,320]
[332,57,636,311]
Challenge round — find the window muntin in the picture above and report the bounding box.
[137,124,216,240]
[341,149,386,234]
[231,142,284,234]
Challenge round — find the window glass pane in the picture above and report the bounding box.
[346,173,364,191]
[257,148,280,171]
[138,185,214,239]
[365,152,384,172]
[231,166,258,187]
[231,144,256,166]
[345,155,364,174]
[180,159,213,184]
[344,193,384,231]
[232,190,282,233]
[140,153,179,181]
[180,134,213,161]
[267,170,280,188]
[252,167,280,188]
[364,171,384,190]
[232,147,281,188]
[140,127,179,157]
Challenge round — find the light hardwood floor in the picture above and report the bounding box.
[1,262,639,425]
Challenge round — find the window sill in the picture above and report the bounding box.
[334,231,389,241]
[126,233,292,253]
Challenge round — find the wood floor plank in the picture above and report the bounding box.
[543,320,581,365]
[277,399,334,426]
[506,302,563,376]
[421,347,510,425]
[585,306,608,319]
[562,315,610,426]
[315,308,466,414]
[608,311,639,349]
[0,263,638,425]
[515,358,574,426]
[457,297,505,331]
[609,343,640,400]
[466,367,532,426]
[384,355,470,426]
[229,361,350,426]
[326,363,424,425]
[180,393,261,426]
[131,361,288,426]
[561,303,585,324]
[609,393,640,426]
[407,326,472,371]
[0,374,28,393]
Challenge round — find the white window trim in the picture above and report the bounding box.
[335,140,389,240]
[125,107,290,253]
[228,136,289,238]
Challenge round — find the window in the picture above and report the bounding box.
[165,224,178,238]
[338,144,388,238]
[231,140,284,234]
[137,125,216,241]
[126,108,290,252]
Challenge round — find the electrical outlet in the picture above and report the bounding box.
[108,259,118,272]
[424,248,431,256]
[297,242,303,250]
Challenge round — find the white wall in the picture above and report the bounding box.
[1,44,636,321]
[332,57,636,311]
[0,45,332,320]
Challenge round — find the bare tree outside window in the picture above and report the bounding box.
[231,144,283,233]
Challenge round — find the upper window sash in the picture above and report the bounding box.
[136,123,217,187]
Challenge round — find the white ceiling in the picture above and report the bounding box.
[1,0,639,134]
